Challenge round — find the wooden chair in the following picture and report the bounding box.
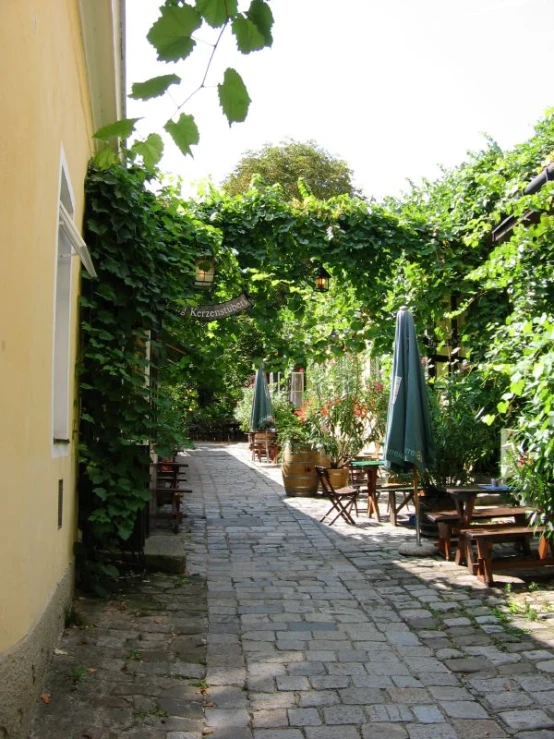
[250,431,279,463]
[315,466,359,526]
[348,463,368,492]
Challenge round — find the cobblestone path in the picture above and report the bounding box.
[30,443,554,739]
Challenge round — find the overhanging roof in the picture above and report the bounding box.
[78,0,126,135]
[492,162,554,244]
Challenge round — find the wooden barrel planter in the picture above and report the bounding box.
[326,467,350,489]
[281,447,321,497]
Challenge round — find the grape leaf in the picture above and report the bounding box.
[164,114,200,156]
[147,5,202,62]
[247,0,273,46]
[93,118,141,141]
[218,68,251,125]
[231,15,266,53]
[129,74,181,100]
[131,134,164,169]
[93,148,120,169]
[196,0,238,27]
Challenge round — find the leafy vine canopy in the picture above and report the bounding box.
[87,108,554,376]
[80,109,554,565]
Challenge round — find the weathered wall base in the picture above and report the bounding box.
[0,566,73,739]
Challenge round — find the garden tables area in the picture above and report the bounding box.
[273,446,554,588]
[336,470,554,587]
[348,459,416,526]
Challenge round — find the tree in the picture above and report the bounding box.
[222,139,362,200]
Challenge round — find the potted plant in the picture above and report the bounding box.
[234,384,277,461]
[234,385,254,435]
[364,377,390,455]
[272,392,321,496]
[301,355,379,488]
[423,368,499,491]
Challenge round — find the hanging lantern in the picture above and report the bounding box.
[194,255,216,288]
[314,266,331,293]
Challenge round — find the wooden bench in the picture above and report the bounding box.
[463,525,554,586]
[426,506,532,560]
[152,462,191,533]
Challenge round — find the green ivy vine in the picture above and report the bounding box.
[78,162,221,582]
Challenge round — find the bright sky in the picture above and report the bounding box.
[126,0,554,200]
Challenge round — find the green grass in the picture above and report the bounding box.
[491,606,510,623]
[506,625,530,637]
[134,706,169,721]
[64,604,87,629]
[67,666,87,685]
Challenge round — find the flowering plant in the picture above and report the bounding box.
[364,377,389,446]
[272,391,312,449]
[300,356,389,468]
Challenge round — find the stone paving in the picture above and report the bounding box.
[29,442,554,739]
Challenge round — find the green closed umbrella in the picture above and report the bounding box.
[384,307,435,550]
[250,363,274,432]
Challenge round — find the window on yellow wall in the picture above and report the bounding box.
[52,159,97,451]
[52,180,74,445]
[290,371,305,408]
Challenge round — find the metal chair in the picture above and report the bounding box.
[315,466,359,526]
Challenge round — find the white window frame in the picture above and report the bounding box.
[290,371,305,408]
[51,151,96,457]
[58,201,97,278]
[52,160,74,456]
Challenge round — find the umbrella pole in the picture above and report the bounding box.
[399,472,436,556]
[413,468,421,546]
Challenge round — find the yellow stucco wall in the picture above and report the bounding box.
[0,0,95,651]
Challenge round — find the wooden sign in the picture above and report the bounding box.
[183,293,253,321]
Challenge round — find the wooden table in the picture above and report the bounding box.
[426,504,532,561]
[379,483,417,526]
[349,460,384,520]
[464,525,552,585]
[446,486,492,567]
[445,485,543,581]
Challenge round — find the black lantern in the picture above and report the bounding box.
[314,266,331,293]
[194,255,216,288]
